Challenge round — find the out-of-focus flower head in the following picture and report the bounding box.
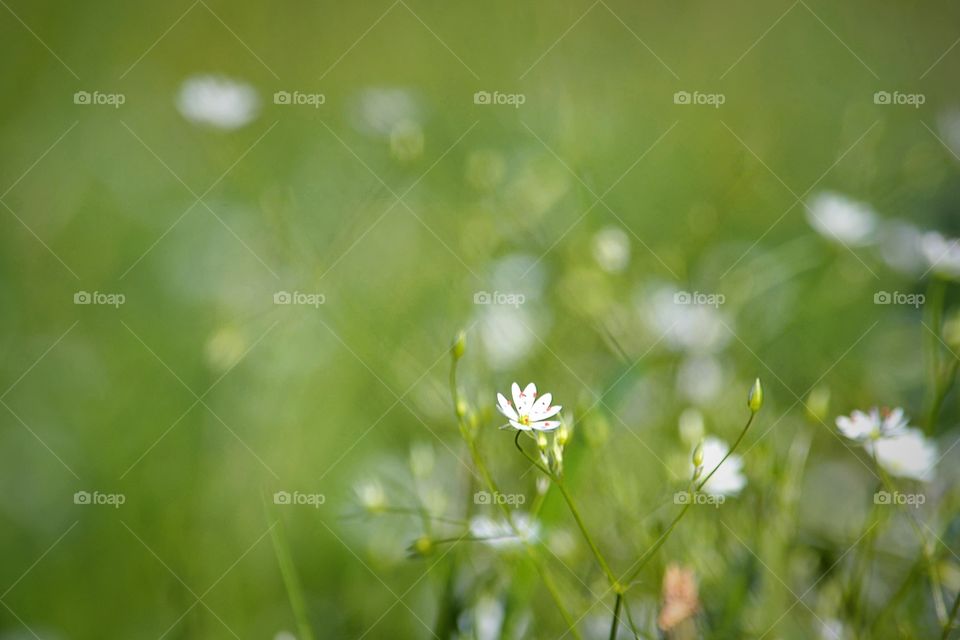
[658,563,699,632]
[176,75,259,130]
[805,191,878,246]
[921,231,960,280]
[469,513,539,547]
[695,437,746,497]
[869,428,938,482]
[591,226,631,273]
[836,407,908,441]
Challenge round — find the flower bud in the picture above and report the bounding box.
[748,378,763,413]
[409,535,433,558]
[455,398,468,418]
[556,423,570,447]
[805,386,830,423]
[451,330,466,360]
[537,432,548,450]
[692,440,704,468]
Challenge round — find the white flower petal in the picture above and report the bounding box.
[530,420,560,432]
[511,382,523,411]
[517,383,537,413]
[529,393,552,416]
[530,404,562,421]
[496,393,518,421]
[871,428,938,481]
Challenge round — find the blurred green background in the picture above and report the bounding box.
[2,1,960,638]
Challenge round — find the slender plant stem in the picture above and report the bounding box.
[609,592,623,640]
[928,357,959,434]
[942,588,960,640]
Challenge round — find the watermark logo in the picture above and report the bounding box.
[673,290,725,308]
[874,490,925,508]
[473,291,525,308]
[273,490,326,508]
[673,491,725,508]
[473,91,526,108]
[73,91,126,108]
[874,291,924,308]
[673,91,725,108]
[474,490,526,507]
[273,291,325,308]
[273,90,326,108]
[74,291,125,308]
[74,490,126,508]
[873,91,925,108]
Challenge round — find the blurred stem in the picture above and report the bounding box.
[266,509,315,640]
[623,411,756,587]
[928,358,959,435]
[449,355,583,640]
[942,588,960,640]
[872,449,947,624]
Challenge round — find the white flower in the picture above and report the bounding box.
[469,513,539,547]
[805,191,878,246]
[355,480,387,512]
[496,382,562,431]
[868,428,938,482]
[591,226,631,273]
[696,437,746,497]
[644,286,730,354]
[176,75,259,130]
[836,407,909,441]
[921,231,960,279]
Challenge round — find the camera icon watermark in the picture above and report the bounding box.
[273,290,325,308]
[73,90,126,108]
[873,91,925,108]
[874,490,925,508]
[473,90,526,108]
[873,291,924,308]
[273,90,326,108]
[74,291,126,308]
[673,491,724,508]
[273,490,326,508]
[473,290,525,308]
[673,290,725,308]
[673,91,725,108]
[474,490,525,507]
[74,490,126,508]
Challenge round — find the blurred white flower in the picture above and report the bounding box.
[836,407,909,441]
[176,75,259,130]
[868,428,938,482]
[921,231,960,279]
[496,382,562,431]
[880,220,925,275]
[591,226,631,273]
[676,355,724,404]
[696,436,746,497]
[478,305,538,369]
[644,286,730,354]
[937,108,960,160]
[355,479,387,512]
[350,87,421,137]
[469,513,539,547]
[805,192,877,246]
[472,595,505,640]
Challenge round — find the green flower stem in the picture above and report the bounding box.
[941,588,960,640]
[622,410,756,587]
[926,277,948,433]
[928,357,959,434]
[609,592,623,640]
[450,357,583,640]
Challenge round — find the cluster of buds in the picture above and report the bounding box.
[535,423,571,477]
